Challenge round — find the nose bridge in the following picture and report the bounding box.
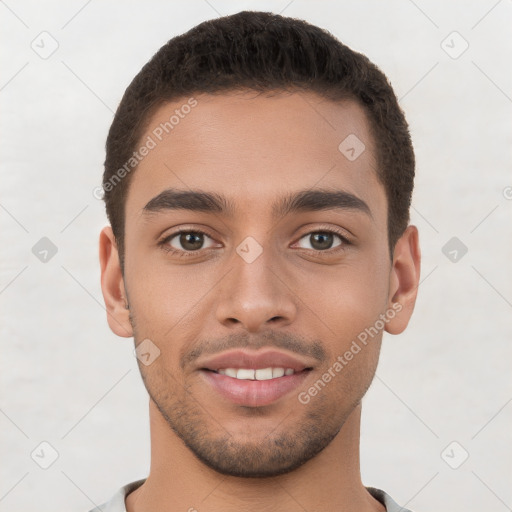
[215,235,296,331]
[234,237,277,294]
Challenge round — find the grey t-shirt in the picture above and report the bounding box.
[87,479,414,512]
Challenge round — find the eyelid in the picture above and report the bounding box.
[291,233,351,256]
[293,224,353,245]
[158,227,219,252]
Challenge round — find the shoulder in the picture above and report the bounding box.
[366,486,415,512]
[86,479,146,512]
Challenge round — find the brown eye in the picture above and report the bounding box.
[296,231,345,251]
[179,232,203,251]
[166,231,215,252]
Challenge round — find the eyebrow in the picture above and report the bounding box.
[142,187,372,219]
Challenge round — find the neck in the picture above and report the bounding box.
[126,400,384,512]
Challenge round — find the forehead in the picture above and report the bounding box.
[125,90,385,223]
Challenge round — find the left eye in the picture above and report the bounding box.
[296,231,345,251]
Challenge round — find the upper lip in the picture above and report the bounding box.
[197,349,315,372]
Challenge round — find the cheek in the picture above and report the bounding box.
[126,257,219,339]
[304,259,389,339]
[328,340,382,408]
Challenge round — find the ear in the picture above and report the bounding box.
[99,226,133,338]
[385,225,421,335]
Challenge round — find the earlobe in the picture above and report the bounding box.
[99,226,133,338]
[385,225,421,335]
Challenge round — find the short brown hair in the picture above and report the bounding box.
[103,10,415,272]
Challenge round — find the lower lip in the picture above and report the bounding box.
[200,370,311,407]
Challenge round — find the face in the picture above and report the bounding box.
[100,90,419,478]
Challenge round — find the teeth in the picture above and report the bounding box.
[255,368,273,380]
[236,368,255,380]
[272,367,285,378]
[216,367,295,380]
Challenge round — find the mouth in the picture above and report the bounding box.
[202,367,311,379]
[199,367,313,407]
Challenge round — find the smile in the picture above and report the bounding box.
[200,368,312,407]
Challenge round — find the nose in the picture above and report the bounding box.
[215,243,297,332]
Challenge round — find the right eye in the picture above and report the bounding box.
[159,230,219,255]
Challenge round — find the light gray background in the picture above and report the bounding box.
[1,1,511,511]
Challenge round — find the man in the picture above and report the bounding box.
[95,10,421,512]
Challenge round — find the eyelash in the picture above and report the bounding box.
[158,226,352,258]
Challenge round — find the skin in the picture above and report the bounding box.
[99,90,421,512]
